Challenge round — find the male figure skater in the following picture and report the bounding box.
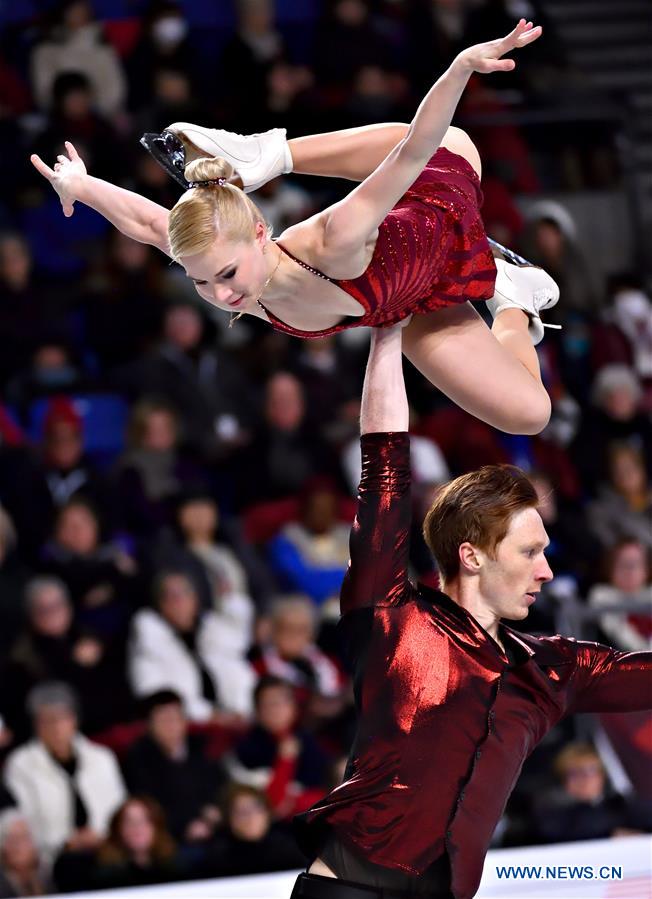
[291,324,652,899]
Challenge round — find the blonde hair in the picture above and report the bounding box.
[168,156,269,262]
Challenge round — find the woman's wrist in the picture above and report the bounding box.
[74,173,93,203]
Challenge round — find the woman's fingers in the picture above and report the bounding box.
[65,140,80,161]
[30,153,55,180]
[517,25,542,46]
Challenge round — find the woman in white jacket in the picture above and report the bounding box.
[3,683,126,858]
[128,570,256,720]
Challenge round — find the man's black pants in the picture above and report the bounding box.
[290,872,455,899]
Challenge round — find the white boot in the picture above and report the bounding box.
[165,122,293,192]
[486,258,560,345]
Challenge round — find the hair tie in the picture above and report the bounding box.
[188,177,227,189]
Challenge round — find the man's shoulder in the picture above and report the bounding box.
[5,739,43,770]
[508,630,583,665]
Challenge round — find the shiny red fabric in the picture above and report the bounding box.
[263,148,496,339]
[295,432,652,899]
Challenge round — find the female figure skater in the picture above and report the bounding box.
[32,20,557,435]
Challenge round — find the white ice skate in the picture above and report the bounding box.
[486,242,560,345]
[165,122,293,193]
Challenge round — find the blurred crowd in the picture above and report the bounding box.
[0,0,650,894]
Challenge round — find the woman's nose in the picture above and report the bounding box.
[214,284,233,303]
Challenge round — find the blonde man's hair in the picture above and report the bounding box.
[168,155,270,262]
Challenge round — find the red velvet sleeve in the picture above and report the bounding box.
[340,432,412,616]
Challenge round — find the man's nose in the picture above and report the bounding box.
[538,557,554,583]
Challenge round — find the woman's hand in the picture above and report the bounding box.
[30,140,87,217]
[455,19,542,75]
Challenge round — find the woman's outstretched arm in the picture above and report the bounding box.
[31,142,171,255]
[322,20,541,254]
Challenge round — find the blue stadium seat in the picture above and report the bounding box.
[27,394,129,465]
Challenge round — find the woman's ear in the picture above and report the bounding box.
[255,220,267,248]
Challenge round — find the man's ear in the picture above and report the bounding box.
[459,542,483,575]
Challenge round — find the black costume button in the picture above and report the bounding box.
[476,749,482,760]
[446,830,453,840]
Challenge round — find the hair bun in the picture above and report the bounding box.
[184,155,236,186]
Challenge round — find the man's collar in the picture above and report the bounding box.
[418,583,565,667]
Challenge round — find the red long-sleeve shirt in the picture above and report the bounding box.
[295,432,652,899]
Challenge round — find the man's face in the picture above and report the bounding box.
[149,702,187,750]
[476,507,553,621]
[35,705,77,756]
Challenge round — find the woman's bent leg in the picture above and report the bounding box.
[289,125,480,181]
[402,304,551,435]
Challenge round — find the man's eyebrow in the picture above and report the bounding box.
[186,261,236,280]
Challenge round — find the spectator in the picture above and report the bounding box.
[236,372,341,508]
[124,690,227,844]
[41,497,136,635]
[0,810,53,898]
[176,492,255,652]
[202,784,305,878]
[6,346,86,427]
[227,676,329,819]
[588,540,652,652]
[592,275,652,385]
[267,477,350,606]
[0,234,68,388]
[530,743,652,844]
[252,177,314,236]
[1,576,132,742]
[128,570,256,721]
[30,0,126,117]
[519,202,603,323]
[115,398,207,536]
[249,595,344,700]
[3,682,126,857]
[125,1,195,112]
[138,301,254,459]
[84,233,164,370]
[588,443,652,551]
[572,365,652,491]
[218,0,287,129]
[90,797,182,889]
[6,397,112,557]
[30,71,123,184]
[528,470,598,594]
[0,506,29,656]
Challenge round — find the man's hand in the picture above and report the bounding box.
[455,19,542,75]
[30,141,88,217]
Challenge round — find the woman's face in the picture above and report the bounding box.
[178,500,218,540]
[610,449,646,496]
[229,794,270,842]
[1,819,38,871]
[119,802,155,855]
[55,505,99,555]
[256,685,296,734]
[30,584,73,637]
[610,542,649,593]
[159,575,198,632]
[273,610,314,659]
[142,411,177,452]
[182,230,268,317]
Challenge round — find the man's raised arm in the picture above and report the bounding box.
[340,325,411,617]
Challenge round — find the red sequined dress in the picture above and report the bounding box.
[258,147,496,339]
